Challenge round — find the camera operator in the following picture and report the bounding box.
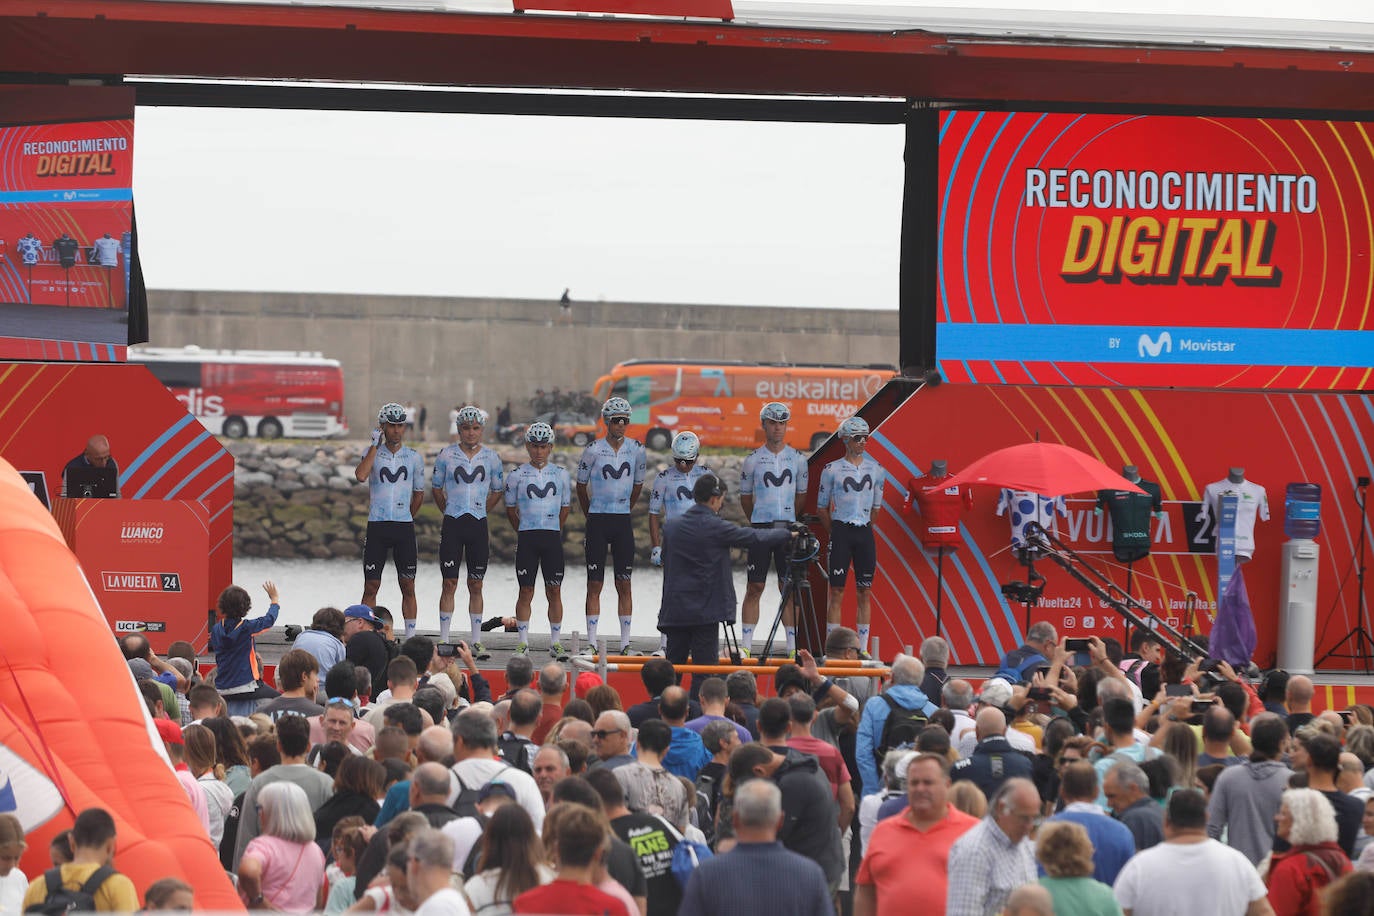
[658,475,793,698]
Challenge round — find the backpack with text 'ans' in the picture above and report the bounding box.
[874,693,928,765]
[27,866,115,915]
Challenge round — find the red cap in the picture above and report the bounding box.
[575,671,603,696]
[154,717,184,746]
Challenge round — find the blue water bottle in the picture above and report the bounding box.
[1284,482,1322,539]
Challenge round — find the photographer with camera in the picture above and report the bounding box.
[658,475,793,698]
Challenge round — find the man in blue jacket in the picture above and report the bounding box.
[659,475,792,697]
[856,654,938,796]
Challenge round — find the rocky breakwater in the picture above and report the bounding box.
[229,439,749,563]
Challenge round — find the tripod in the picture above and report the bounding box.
[758,535,828,660]
[1318,480,1374,673]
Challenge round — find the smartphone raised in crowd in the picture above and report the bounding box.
[1064,638,1092,652]
[435,643,459,658]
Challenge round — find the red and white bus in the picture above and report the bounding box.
[129,346,347,439]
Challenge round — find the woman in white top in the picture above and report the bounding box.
[463,805,553,916]
[184,723,236,849]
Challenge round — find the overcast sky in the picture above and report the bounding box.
[129,0,1374,310]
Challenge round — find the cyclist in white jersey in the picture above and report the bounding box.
[504,422,573,659]
[816,415,886,657]
[354,403,427,637]
[739,402,809,657]
[648,430,710,655]
[576,397,646,656]
[432,405,505,657]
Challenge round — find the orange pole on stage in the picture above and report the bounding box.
[598,663,890,677]
[598,656,867,667]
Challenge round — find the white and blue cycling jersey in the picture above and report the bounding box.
[505,462,571,532]
[576,438,646,514]
[365,445,426,522]
[996,489,1068,548]
[649,464,710,521]
[432,444,504,520]
[817,456,885,526]
[740,445,809,523]
[15,236,42,266]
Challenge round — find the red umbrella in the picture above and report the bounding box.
[938,442,1147,497]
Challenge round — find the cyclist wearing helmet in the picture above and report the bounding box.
[739,401,809,657]
[354,402,427,636]
[504,421,572,659]
[575,396,647,656]
[816,415,886,656]
[432,405,506,656]
[647,430,712,656]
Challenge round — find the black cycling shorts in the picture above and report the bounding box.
[585,513,635,582]
[439,514,490,581]
[516,529,565,589]
[746,521,793,585]
[827,521,876,589]
[363,521,418,581]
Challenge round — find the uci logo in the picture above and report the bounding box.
[453,465,486,485]
[378,466,409,484]
[762,469,793,488]
[1137,332,1172,358]
[602,462,633,480]
[526,482,558,499]
[842,474,872,493]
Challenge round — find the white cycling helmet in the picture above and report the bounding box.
[456,406,485,427]
[378,402,407,425]
[525,422,555,444]
[760,402,791,423]
[671,431,700,461]
[602,396,632,419]
[838,416,870,439]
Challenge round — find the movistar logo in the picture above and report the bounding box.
[378,466,409,483]
[602,462,633,480]
[842,474,873,492]
[453,465,486,484]
[676,486,694,500]
[762,469,793,488]
[1137,332,1172,358]
[526,482,557,499]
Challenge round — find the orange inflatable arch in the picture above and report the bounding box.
[0,458,241,909]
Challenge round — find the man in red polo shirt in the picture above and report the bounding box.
[854,752,979,916]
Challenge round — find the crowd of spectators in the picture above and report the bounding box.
[13,613,1374,915]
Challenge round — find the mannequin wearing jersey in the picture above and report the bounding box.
[1197,467,1269,561]
[1095,464,1164,563]
[904,459,971,633]
[906,459,973,550]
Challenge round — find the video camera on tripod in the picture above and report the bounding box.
[787,514,822,563]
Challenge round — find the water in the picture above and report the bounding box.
[232,556,753,640]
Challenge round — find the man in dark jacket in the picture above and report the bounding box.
[728,742,844,889]
[659,475,791,696]
[951,706,1035,800]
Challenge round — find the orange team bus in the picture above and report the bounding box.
[590,360,898,451]
[129,346,348,439]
